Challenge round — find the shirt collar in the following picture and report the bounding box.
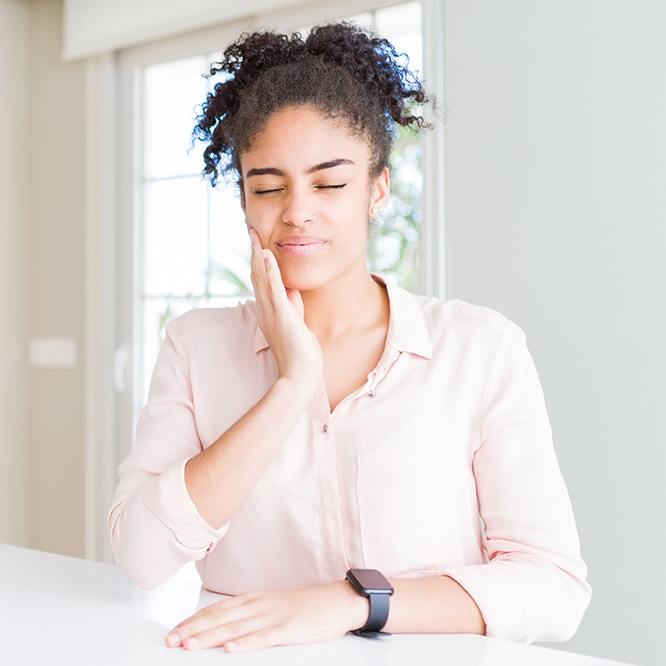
[252,272,432,360]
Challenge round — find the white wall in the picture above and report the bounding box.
[0,0,87,556]
[443,2,665,665]
[0,0,29,547]
[62,0,319,59]
[25,0,88,557]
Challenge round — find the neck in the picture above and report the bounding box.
[299,263,389,344]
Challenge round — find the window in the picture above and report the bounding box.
[140,53,251,413]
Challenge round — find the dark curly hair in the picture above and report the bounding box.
[190,20,440,200]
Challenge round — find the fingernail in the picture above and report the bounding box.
[166,632,180,645]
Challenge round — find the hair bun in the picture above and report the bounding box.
[191,20,438,189]
[304,21,431,125]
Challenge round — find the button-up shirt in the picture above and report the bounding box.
[107,272,592,644]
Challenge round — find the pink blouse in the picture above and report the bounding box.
[107,272,592,644]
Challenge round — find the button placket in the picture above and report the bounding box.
[315,345,401,432]
[364,347,400,399]
[313,412,350,576]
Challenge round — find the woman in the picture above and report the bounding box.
[107,21,592,654]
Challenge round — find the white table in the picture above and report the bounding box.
[0,544,634,665]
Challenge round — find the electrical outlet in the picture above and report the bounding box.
[28,338,77,368]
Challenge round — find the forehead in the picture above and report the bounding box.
[240,105,369,175]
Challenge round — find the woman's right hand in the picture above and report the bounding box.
[248,227,324,390]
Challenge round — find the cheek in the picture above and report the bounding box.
[337,216,370,250]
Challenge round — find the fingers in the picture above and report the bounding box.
[164,597,275,652]
[165,597,245,646]
[249,228,289,310]
[217,627,282,653]
[181,617,276,651]
[262,247,290,308]
[249,228,273,313]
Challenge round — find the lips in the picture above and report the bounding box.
[279,241,325,246]
[276,240,328,257]
[276,236,327,246]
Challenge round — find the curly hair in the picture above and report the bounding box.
[190,20,440,196]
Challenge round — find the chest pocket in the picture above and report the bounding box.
[355,442,464,576]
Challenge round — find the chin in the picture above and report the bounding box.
[278,266,327,292]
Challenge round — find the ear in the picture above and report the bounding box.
[368,166,390,217]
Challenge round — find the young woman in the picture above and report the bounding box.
[108,21,592,654]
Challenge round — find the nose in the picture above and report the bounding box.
[281,183,317,226]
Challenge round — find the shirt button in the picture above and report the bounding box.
[322,424,328,433]
[368,390,376,397]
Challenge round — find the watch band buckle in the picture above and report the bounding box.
[352,629,392,638]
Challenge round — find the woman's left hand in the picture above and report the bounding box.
[164,581,369,653]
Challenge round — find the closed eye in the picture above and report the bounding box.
[253,184,347,195]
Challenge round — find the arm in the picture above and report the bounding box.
[107,319,316,590]
[330,575,486,635]
[434,323,592,643]
[332,324,590,643]
[184,375,315,529]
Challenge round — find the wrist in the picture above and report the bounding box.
[275,375,320,395]
[333,580,371,632]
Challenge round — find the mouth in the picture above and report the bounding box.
[277,242,325,246]
[276,240,328,257]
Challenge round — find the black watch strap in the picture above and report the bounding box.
[352,590,392,636]
[352,629,391,637]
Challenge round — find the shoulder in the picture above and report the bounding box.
[163,300,255,347]
[419,293,522,335]
[415,293,525,351]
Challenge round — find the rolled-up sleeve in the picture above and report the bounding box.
[107,319,231,590]
[440,323,592,643]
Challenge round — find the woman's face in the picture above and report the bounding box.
[239,105,389,291]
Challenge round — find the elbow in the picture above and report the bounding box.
[108,528,178,591]
[106,502,175,590]
[561,576,593,642]
[106,498,218,591]
[114,556,171,590]
[533,571,593,644]
[114,555,170,590]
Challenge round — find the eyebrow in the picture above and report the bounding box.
[245,158,355,179]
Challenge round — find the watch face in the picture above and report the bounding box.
[348,569,394,594]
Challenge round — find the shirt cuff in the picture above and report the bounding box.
[140,456,231,552]
[439,563,527,642]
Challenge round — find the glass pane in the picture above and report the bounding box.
[143,177,209,296]
[341,11,373,29]
[143,55,208,179]
[370,1,424,292]
[369,136,422,285]
[375,1,423,77]
[207,50,235,94]
[296,10,372,40]
[209,185,253,298]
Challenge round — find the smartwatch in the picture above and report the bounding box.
[345,568,394,637]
